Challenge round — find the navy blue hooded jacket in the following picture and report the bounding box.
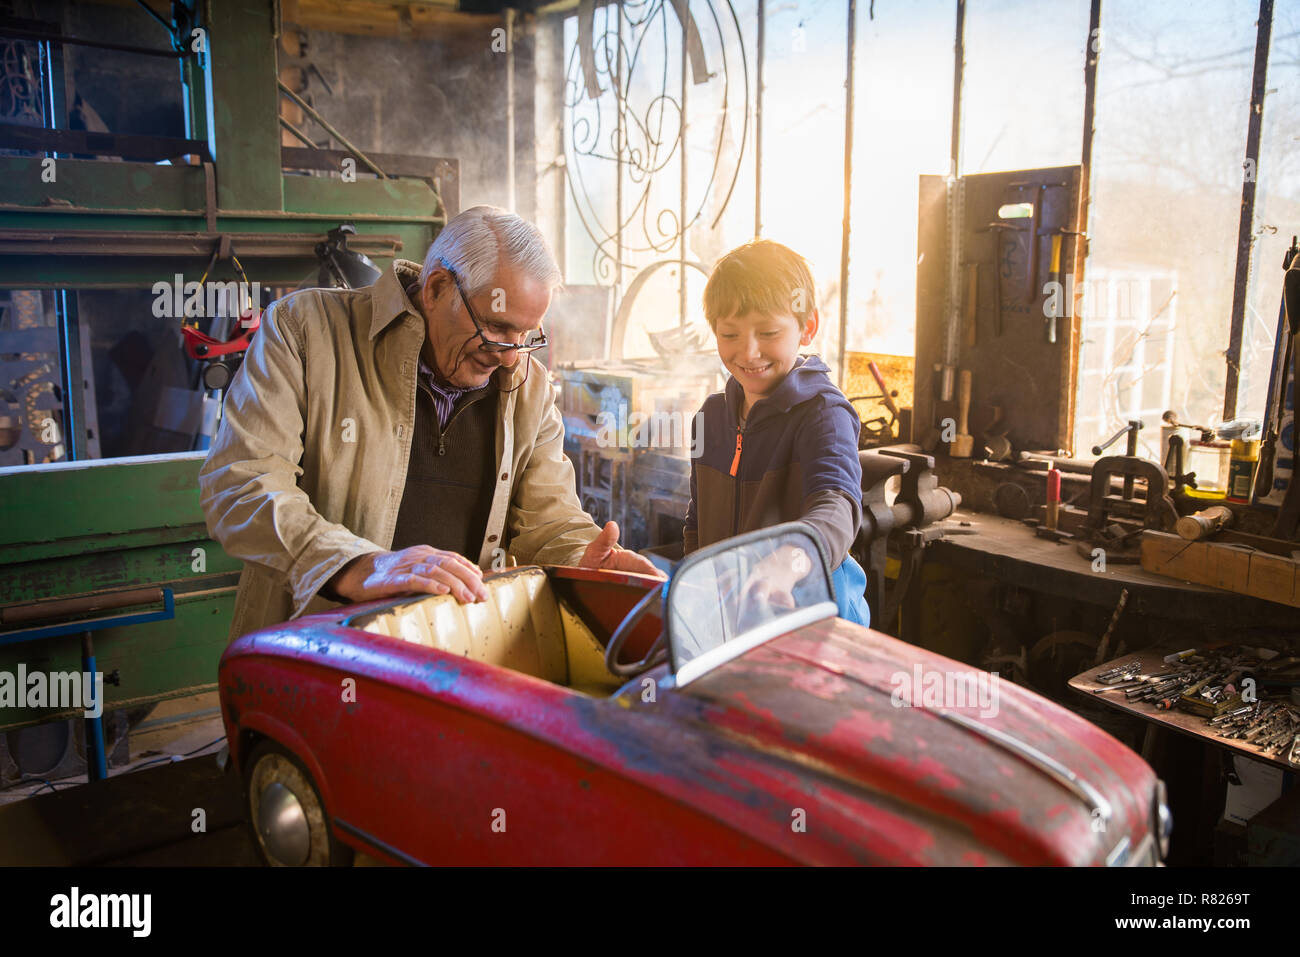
[684,355,863,561]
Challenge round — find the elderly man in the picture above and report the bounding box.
[200,206,659,640]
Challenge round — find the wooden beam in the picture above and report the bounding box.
[287,0,496,39]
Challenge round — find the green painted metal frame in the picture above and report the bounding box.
[0,453,242,731]
[0,0,448,285]
[0,0,449,730]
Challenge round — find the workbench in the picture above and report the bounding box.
[928,511,1298,627]
[1069,649,1300,774]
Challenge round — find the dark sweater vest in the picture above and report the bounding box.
[391,382,498,557]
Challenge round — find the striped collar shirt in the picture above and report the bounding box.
[418,357,483,429]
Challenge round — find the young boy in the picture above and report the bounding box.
[684,239,870,626]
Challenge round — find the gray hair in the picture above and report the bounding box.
[419,205,562,297]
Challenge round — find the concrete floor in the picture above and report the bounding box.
[0,692,227,809]
[0,692,257,864]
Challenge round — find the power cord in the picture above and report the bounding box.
[121,736,227,774]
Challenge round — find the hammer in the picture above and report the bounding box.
[950,370,975,458]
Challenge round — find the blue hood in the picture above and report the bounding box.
[723,355,850,425]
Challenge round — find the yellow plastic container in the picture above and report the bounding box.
[1226,438,1259,503]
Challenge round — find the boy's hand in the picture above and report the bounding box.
[580,521,666,579]
[741,544,813,611]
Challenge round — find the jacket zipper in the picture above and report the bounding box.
[729,429,743,476]
[730,425,744,536]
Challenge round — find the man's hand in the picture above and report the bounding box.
[329,546,490,604]
[579,521,666,579]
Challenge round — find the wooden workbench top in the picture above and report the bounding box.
[930,512,1297,625]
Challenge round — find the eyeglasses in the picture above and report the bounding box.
[442,262,547,355]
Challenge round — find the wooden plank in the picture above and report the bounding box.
[290,0,486,38]
[1249,551,1297,606]
[1140,533,1207,580]
[1211,543,1253,593]
[1141,530,1300,609]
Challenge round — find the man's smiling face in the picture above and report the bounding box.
[714,308,817,408]
[418,263,551,388]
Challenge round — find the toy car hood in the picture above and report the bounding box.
[630,616,1157,866]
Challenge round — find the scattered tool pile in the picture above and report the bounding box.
[1093,648,1300,764]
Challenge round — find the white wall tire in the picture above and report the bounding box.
[245,740,353,867]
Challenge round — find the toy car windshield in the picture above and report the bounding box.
[666,522,837,686]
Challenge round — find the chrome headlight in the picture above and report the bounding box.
[1153,779,1173,861]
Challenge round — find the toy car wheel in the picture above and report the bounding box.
[245,740,354,867]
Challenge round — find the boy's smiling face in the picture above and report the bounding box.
[714,309,818,410]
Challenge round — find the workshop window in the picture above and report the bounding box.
[1243,2,1300,424]
[960,0,1090,175]
[558,0,758,362]
[1075,0,1256,453]
[758,0,847,366]
[846,0,953,358]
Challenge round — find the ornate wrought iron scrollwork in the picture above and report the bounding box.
[0,36,45,127]
[564,0,750,286]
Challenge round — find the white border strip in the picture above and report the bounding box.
[675,601,838,687]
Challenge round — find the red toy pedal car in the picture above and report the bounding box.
[219,523,1169,866]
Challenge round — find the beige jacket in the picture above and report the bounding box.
[199,260,601,640]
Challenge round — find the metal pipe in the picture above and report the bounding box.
[613,0,624,345]
[56,290,86,461]
[506,7,517,211]
[278,115,317,149]
[1071,0,1101,455]
[2,587,166,626]
[552,18,568,277]
[950,0,965,178]
[937,0,967,403]
[277,82,387,179]
[837,0,857,387]
[134,0,173,33]
[680,0,689,329]
[0,25,183,58]
[754,0,765,238]
[1223,0,1274,420]
[82,632,108,782]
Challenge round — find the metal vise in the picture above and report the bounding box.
[1075,420,1178,561]
[1085,456,1178,534]
[853,448,962,630]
